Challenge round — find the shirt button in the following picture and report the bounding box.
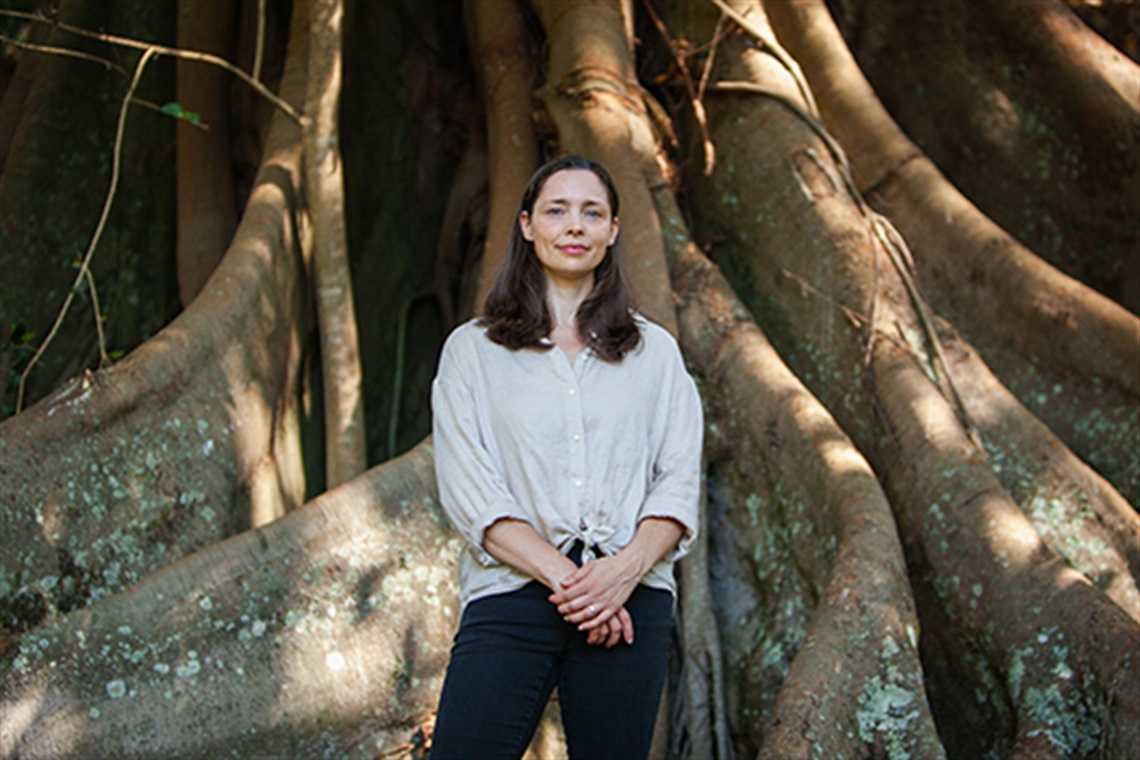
[574,478,584,488]
[568,387,577,396]
[573,433,581,442]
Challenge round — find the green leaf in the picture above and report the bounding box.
[160,102,201,125]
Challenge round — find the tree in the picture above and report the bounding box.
[1,0,1136,757]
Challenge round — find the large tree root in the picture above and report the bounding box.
[830,0,1140,313]
[934,318,1140,602]
[689,14,1140,757]
[0,442,455,759]
[762,0,1140,503]
[664,217,945,758]
[0,12,312,633]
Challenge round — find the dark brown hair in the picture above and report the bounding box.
[480,155,641,362]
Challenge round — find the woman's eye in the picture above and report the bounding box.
[586,209,603,219]
[547,207,563,216]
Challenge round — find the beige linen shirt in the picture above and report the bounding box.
[431,315,703,611]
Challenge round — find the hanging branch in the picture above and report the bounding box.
[640,0,716,174]
[0,9,301,124]
[16,47,157,412]
[252,0,267,81]
[0,32,124,73]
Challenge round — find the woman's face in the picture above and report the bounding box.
[519,169,619,287]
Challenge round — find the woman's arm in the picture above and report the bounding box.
[482,518,578,592]
[548,517,684,632]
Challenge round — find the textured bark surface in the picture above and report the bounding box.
[765,0,1140,506]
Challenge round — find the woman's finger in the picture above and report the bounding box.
[575,603,615,630]
[617,607,634,645]
[604,618,623,648]
[586,623,605,646]
[557,597,598,623]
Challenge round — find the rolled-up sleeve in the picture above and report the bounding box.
[431,339,532,566]
[638,346,703,561]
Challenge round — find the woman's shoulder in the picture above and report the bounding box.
[630,312,682,355]
[444,317,487,343]
[438,318,493,370]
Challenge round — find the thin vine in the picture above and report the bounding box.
[1,9,300,124]
[15,47,157,412]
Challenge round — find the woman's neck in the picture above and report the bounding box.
[545,275,594,333]
[545,275,593,364]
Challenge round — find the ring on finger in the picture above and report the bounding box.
[587,604,597,616]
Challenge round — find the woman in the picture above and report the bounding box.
[430,155,702,759]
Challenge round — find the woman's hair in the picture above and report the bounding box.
[480,155,641,362]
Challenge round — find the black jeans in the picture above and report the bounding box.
[430,574,673,760]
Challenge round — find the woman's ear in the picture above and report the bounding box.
[608,216,620,246]
[519,211,534,241]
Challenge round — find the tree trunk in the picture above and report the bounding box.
[663,218,945,758]
[764,0,1140,505]
[175,0,239,307]
[829,0,1140,313]
[303,0,366,487]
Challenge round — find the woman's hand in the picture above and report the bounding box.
[586,606,635,648]
[549,553,641,633]
[550,518,685,644]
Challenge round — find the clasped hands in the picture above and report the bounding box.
[482,516,682,649]
[549,553,641,649]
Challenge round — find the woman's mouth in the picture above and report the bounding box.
[560,244,588,255]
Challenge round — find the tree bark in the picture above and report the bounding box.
[0,443,452,760]
[690,9,1140,755]
[663,220,945,758]
[764,0,1140,505]
[831,0,1140,312]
